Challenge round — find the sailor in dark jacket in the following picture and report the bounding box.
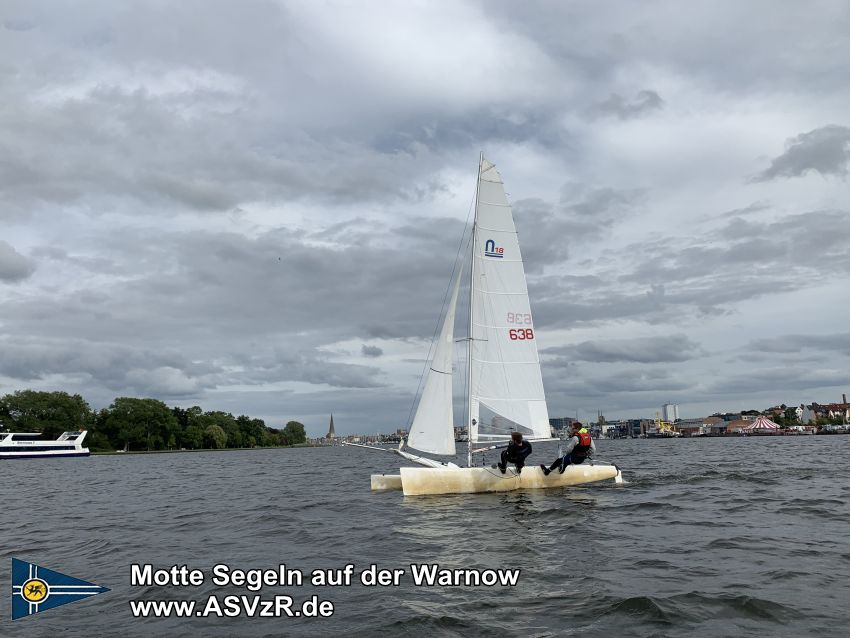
[497,432,532,474]
[541,422,595,475]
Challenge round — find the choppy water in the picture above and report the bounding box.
[2,437,849,637]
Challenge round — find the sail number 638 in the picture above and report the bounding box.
[509,328,534,340]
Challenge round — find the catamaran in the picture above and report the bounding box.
[0,430,90,458]
[355,156,622,496]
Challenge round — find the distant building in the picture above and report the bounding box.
[549,417,578,434]
[711,412,743,422]
[676,417,707,436]
[825,401,850,421]
[600,420,619,438]
[704,417,727,435]
[701,416,722,434]
[725,419,749,434]
[662,403,679,422]
[798,404,817,424]
[608,419,646,438]
[326,414,336,439]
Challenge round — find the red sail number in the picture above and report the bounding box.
[509,328,534,340]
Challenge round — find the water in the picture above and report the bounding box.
[2,437,848,637]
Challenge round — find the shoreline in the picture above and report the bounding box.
[87,431,850,454]
[92,443,318,456]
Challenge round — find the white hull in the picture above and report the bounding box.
[395,463,619,496]
[0,449,90,459]
[370,474,403,491]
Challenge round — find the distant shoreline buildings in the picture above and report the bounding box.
[314,394,850,443]
[565,393,850,439]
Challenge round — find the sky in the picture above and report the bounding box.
[1,1,849,436]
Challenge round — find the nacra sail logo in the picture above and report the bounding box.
[484,239,504,258]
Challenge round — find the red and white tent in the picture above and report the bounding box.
[741,415,780,433]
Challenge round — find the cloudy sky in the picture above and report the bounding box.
[2,1,849,436]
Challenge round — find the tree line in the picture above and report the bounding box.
[0,390,307,452]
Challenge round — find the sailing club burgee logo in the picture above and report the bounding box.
[11,558,109,620]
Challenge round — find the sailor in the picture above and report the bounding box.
[497,432,532,474]
[540,422,595,475]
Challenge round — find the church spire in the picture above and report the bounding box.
[326,414,336,439]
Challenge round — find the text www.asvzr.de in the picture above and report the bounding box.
[129,595,334,618]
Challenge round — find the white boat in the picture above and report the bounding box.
[0,430,90,459]
[358,156,622,496]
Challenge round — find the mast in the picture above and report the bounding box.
[466,152,482,467]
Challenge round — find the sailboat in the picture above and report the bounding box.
[360,156,622,496]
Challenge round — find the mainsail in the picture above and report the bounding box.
[407,271,462,455]
[468,158,550,443]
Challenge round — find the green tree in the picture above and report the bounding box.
[237,415,268,447]
[182,425,204,449]
[102,397,179,451]
[86,430,113,452]
[204,424,227,449]
[194,411,241,447]
[283,421,307,445]
[171,406,190,431]
[265,428,285,446]
[0,390,92,439]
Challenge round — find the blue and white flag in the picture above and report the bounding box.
[11,558,109,620]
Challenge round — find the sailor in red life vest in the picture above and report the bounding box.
[540,422,595,475]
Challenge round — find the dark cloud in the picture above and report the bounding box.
[545,335,703,363]
[614,209,850,307]
[707,366,848,395]
[370,108,570,154]
[487,2,850,95]
[545,367,692,397]
[0,86,458,218]
[0,337,217,392]
[717,201,771,218]
[271,349,385,389]
[513,206,850,338]
[753,125,850,181]
[514,186,645,273]
[0,241,36,282]
[747,333,850,356]
[4,20,35,32]
[361,344,383,358]
[592,90,664,119]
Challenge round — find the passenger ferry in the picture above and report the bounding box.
[0,430,90,458]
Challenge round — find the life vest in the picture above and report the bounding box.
[573,429,592,457]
